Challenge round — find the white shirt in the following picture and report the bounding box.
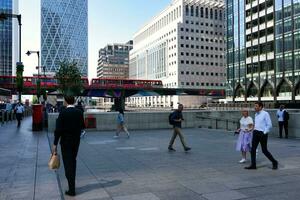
[15,105,24,114]
[276,110,285,122]
[240,116,253,131]
[254,110,272,134]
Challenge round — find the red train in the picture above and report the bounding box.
[0,76,162,89]
[90,78,163,89]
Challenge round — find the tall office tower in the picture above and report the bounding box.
[97,41,133,78]
[129,0,226,108]
[41,0,88,76]
[0,0,19,76]
[227,0,300,103]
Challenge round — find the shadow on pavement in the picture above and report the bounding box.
[75,179,122,195]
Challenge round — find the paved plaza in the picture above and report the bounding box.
[1,117,300,200]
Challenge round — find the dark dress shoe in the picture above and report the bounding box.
[168,147,176,151]
[65,190,76,196]
[272,161,278,170]
[244,165,257,170]
[184,147,191,152]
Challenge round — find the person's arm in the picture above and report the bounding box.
[80,111,85,130]
[264,112,272,134]
[53,113,63,148]
[171,112,181,122]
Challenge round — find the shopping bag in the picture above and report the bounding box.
[48,153,60,170]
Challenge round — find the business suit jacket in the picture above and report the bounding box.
[54,106,85,145]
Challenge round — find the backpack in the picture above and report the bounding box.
[169,112,175,125]
[284,110,289,121]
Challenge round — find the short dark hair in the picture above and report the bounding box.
[64,95,75,105]
[255,101,263,108]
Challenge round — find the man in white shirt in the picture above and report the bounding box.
[15,102,24,127]
[276,105,288,138]
[245,102,278,170]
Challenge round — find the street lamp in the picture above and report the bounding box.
[0,13,23,102]
[26,50,41,102]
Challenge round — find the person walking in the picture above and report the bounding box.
[52,96,85,196]
[236,109,253,163]
[245,102,278,170]
[15,102,24,127]
[168,104,191,152]
[114,109,130,138]
[276,104,289,138]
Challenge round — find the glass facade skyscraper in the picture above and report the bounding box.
[41,0,88,76]
[0,0,18,76]
[226,0,300,103]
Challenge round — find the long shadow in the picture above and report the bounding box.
[75,179,122,195]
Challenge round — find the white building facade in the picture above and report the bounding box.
[129,0,226,108]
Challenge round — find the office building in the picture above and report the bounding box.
[41,0,88,76]
[97,41,133,78]
[226,0,300,103]
[129,0,226,107]
[0,0,19,76]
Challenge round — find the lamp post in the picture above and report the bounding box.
[0,13,22,102]
[26,51,41,102]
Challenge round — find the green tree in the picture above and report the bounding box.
[55,60,83,96]
[16,62,24,102]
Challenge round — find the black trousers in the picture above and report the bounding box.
[251,130,277,167]
[278,121,288,138]
[61,139,80,192]
[16,113,22,127]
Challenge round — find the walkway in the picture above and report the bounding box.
[1,117,300,199]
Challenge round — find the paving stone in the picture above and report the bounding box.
[113,192,160,200]
[202,190,247,200]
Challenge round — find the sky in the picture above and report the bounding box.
[19,0,171,78]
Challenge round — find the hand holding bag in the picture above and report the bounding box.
[48,153,60,170]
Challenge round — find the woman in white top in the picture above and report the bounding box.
[236,109,253,163]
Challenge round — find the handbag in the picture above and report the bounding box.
[48,153,60,170]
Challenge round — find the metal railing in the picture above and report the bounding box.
[196,115,240,131]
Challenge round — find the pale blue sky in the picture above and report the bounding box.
[19,0,171,78]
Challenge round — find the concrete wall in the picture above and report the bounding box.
[48,109,300,138]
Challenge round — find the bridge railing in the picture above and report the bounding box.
[196,114,240,131]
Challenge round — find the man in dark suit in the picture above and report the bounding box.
[52,96,85,196]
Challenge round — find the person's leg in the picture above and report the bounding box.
[176,127,188,149]
[61,140,80,194]
[123,125,130,138]
[260,134,278,167]
[115,124,121,137]
[284,121,288,138]
[278,122,283,138]
[247,130,260,168]
[168,128,178,149]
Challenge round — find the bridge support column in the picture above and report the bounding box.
[113,97,125,111]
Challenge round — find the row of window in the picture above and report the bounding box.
[185,20,223,29]
[180,36,223,43]
[180,28,223,36]
[246,41,274,57]
[180,44,224,51]
[181,82,224,87]
[246,13,273,29]
[180,71,226,77]
[180,60,224,67]
[246,27,273,41]
[135,5,182,44]
[245,0,273,16]
[185,5,223,21]
[180,52,224,59]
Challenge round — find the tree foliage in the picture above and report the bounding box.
[55,60,83,96]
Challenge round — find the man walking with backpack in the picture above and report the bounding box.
[276,104,289,138]
[168,104,191,152]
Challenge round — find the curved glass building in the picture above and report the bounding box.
[41,0,88,76]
